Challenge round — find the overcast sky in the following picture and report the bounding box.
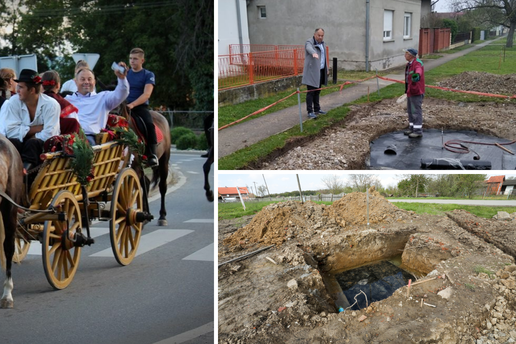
[433,0,453,12]
[217,172,516,195]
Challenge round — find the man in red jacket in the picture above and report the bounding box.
[403,48,425,138]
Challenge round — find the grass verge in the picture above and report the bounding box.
[219,199,516,220]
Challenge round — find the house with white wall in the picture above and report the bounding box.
[219,0,432,71]
[218,0,251,56]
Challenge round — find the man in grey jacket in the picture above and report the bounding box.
[302,28,328,119]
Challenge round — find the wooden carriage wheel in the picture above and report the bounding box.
[13,235,30,263]
[109,168,143,266]
[42,190,82,290]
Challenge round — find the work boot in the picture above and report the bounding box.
[404,128,413,135]
[146,144,159,167]
[408,132,423,138]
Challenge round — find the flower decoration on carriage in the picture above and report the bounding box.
[107,114,129,130]
[42,130,94,186]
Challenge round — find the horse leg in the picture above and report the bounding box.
[157,155,169,226]
[203,153,214,202]
[1,206,15,309]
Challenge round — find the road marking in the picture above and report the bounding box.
[184,219,214,223]
[90,229,193,257]
[182,243,213,261]
[153,321,213,344]
[186,171,199,174]
[27,227,108,256]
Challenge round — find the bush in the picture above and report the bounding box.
[196,133,209,150]
[176,133,198,150]
[171,127,194,144]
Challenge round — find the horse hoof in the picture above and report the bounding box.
[207,191,214,202]
[0,298,13,309]
[158,219,168,226]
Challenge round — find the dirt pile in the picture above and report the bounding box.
[326,187,404,226]
[223,187,408,249]
[437,71,516,96]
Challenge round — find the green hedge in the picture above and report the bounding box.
[176,133,198,150]
[197,133,209,150]
[471,27,480,42]
[171,127,194,144]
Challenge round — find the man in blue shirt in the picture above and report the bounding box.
[126,47,158,167]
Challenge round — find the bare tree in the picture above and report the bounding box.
[321,175,346,194]
[347,174,381,193]
[452,0,516,47]
[256,185,268,198]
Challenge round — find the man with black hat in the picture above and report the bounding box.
[0,69,60,171]
[403,48,425,138]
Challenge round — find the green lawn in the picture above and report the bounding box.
[219,37,516,170]
[219,200,516,220]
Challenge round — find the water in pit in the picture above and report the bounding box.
[324,258,416,312]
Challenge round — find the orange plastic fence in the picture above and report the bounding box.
[219,45,329,90]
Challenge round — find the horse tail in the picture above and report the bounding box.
[151,166,160,189]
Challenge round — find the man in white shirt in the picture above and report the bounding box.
[0,69,60,171]
[66,62,129,145]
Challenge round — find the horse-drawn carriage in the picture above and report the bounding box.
[15,133,152,287]
[0,126,161,308]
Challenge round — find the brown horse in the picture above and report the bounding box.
[120,106,171,226]
[0,134,24,308]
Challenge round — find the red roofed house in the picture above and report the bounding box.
[218,187,250,201]
[485,176,504,195]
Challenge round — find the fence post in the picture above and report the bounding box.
[249,52,254,85]
[297,88,303,133]
[293,49,298,76]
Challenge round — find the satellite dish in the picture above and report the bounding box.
[72,53,100,69]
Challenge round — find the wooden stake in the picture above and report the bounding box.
[406,279,412,298]
[495,143,514,155]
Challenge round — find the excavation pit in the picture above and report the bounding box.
[323,257,417,311]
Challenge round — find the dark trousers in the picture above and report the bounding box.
[204,113,214,148]
[131,104,157,145]
[9,137,44,166]
[306,68,325,114]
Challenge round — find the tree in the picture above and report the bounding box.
[397,175,432,197]
[454,174,487,198]
[347,174,381,193]
[321,175,346,195]
[256,185,268,198]
[0,0,213,111]
[452,0,516,47]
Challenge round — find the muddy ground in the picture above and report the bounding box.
[218,191,516,343]
[254,72,516,170]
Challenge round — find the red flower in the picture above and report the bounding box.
[32,75,42,83]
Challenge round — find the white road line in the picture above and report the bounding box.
[90,229,193,257]
[184,219,214,223]
[182,243,214,261]
[153,321,213,344]
[186,171,200,174]
[27,227,109,256]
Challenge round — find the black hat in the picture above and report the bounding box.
[14,69,42,84]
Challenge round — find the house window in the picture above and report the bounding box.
[404,13,412,38]
[383,10,393,41]
[258,6,266,19]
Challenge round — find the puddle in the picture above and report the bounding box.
[322,256,416,312]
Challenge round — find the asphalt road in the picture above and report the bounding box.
[0,152,214,344]
[389,199,516,206]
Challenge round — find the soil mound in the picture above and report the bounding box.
[437,71,516,96]
[224,188,405,247]
[326,187,402,226]
[223,201,327,247]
